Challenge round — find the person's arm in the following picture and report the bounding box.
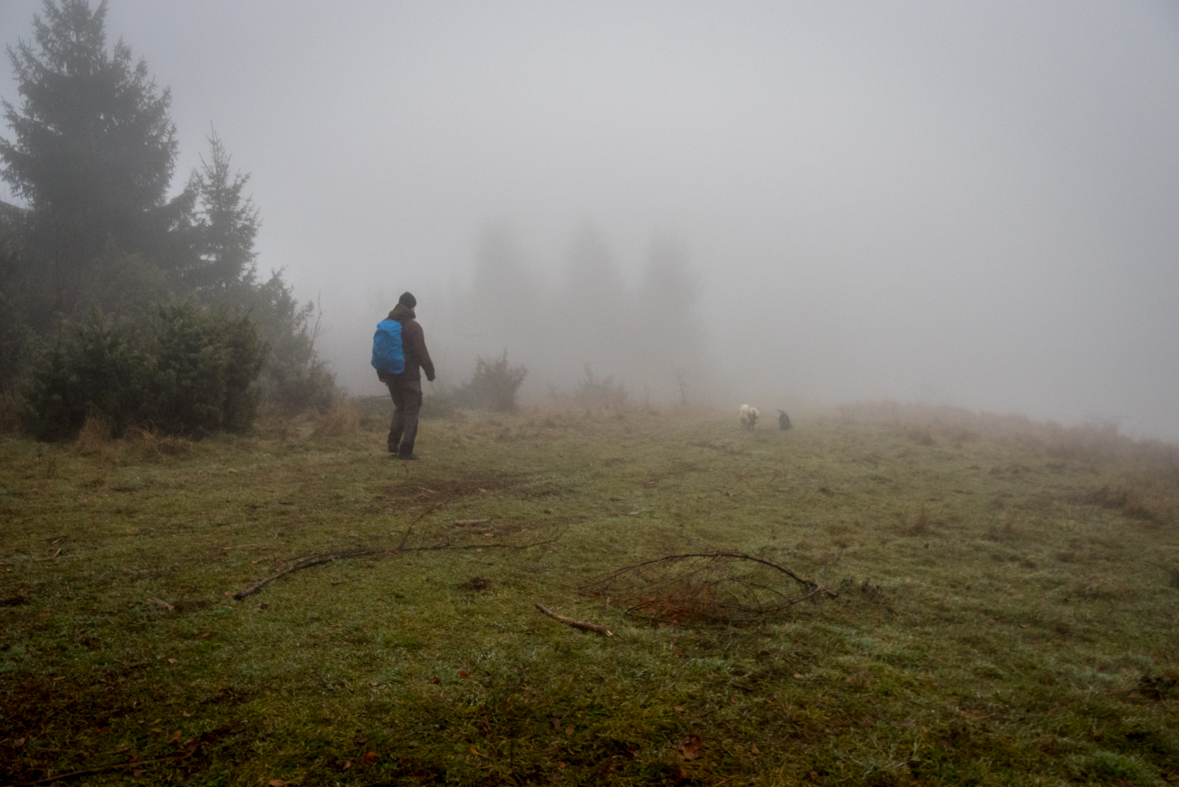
[414,324,436,382]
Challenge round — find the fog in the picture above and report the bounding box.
[3,1,1179,439]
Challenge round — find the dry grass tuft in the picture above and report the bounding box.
[123,425,193,460]
[73,415,112,454]
[311,399,359,439]
[1079,474,1179,524]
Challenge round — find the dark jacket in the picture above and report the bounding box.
[381,302,435,382]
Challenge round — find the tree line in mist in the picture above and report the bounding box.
[0,0,334,436]
[433,220,714,407]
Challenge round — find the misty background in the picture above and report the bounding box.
[3,1,1178,439]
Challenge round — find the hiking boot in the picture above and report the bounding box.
[398,453,420,461]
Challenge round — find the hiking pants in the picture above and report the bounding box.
[386,377,422,455]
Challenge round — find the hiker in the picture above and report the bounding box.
[378,291,435,460]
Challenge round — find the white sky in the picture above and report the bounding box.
[3,1,1178,440]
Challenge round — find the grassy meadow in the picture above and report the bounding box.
[1,400,1178,786]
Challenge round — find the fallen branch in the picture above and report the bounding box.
[234,549,376,600]
[233,528,565,600]
[579,551,833,624]
[535,603,614,637]
[7,754,179,786]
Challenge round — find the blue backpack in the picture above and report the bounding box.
[371,319,405,375]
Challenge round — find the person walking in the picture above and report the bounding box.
[378,291,435,460]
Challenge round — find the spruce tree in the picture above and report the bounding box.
[0,0,192,321]
[190,131,260,295]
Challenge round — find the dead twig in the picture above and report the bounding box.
[535,603,614,637]
[233,527,565,600]
[34,548,62,562]
[580,551,833,624]
[7,754,180,786]
[233,549,377,600]
[395,502,445,551]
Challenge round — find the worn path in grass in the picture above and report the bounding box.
[1,404,1177,785]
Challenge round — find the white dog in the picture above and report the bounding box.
[739,404,760,431]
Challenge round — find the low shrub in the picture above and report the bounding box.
[19,310,150,441]
[311,398,359,439]
[452,351,527,413]
[19,300,267,441]
[573,364,627,411]
[150,300,267,437]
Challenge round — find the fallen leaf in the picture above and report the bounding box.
[182,711,193,717]
[363,751,377,763]
[793,673,804,679]
[674,706,684,712]
[751,744,760,754]
[268,781,288,786]
[341,760,352,769]
[147,597,174,610]
[430,676,440,684]
[167,658,177,664]
[349,531,359,537]
[679,735,704,761]
[168,730,181,743]
[458,671,468,678]
[116,743,131,752]
[558,761,567,769]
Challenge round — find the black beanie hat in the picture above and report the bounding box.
[398,291,417,309]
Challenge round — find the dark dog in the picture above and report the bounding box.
[777,410,792,430]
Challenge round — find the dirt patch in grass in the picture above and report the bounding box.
[458,576,492,593]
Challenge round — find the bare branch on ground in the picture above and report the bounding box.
[535,603,614,636]
[233,518,565,600]
[579,551,834,624]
